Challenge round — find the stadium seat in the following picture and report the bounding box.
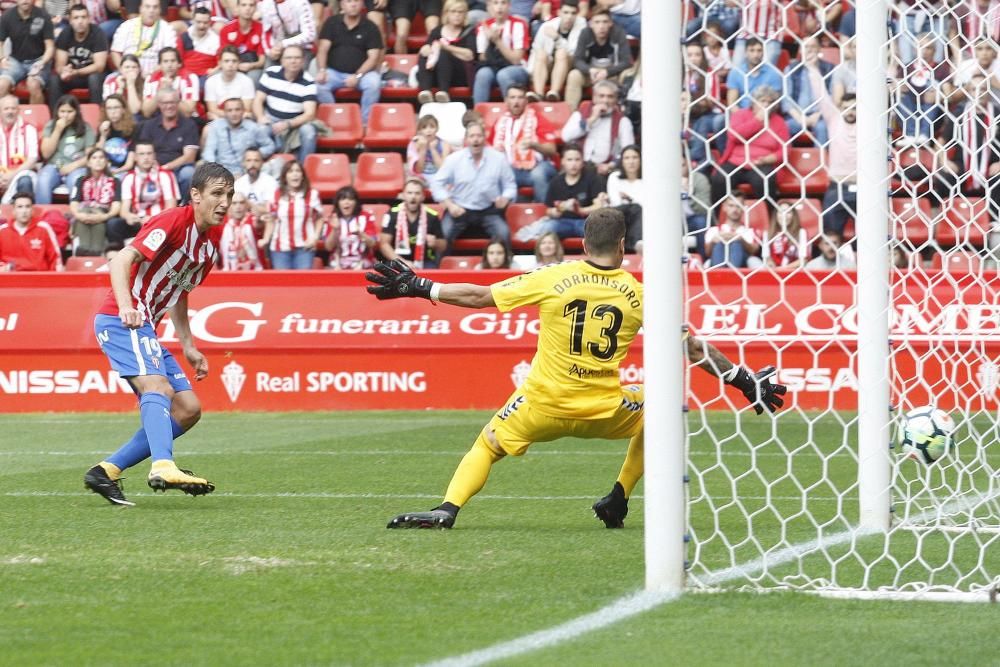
[892,144,936,193]
[304,154,351,200]
[438,256,479,269]
[777,147,829,196]
[65,256,106,271]
[381,55,420,99]
[890,196,932,247]
[20,105,50,133]
[417,102,467,147]
[316,103,364,149]
[936,197,989,248]
[739,198,772,237]
[363,103,416,149]
[931,250,983,273]
[506,203,546,251]
[475,102,506,131]
[528,101,572,139]
[354,152,405,199]
[80,104,101,132]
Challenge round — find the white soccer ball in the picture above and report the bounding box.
[900,406,956,464]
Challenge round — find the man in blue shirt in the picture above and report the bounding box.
[202,98,276,176]
[726,38,784,109]
[430,121,517,255]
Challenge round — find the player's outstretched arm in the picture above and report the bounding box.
[686,335,787,414]
[365,259,496,309]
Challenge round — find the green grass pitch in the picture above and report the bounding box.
[1,410,998,666]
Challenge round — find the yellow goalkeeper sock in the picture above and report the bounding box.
[616,432,644,498]
[443,430,505,507]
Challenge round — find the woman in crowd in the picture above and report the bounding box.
[607,144,643,252]
[479,237,513,269]
[764,201,807,270]
[69,147,122,257]
[267,160,323,270]
[37,95,97,205]
[406,115,452,181]
[324,186,379,270]
[416,0,476,104]
[101,54,144,116]
[95,94,137,178]
[533,231,564,267]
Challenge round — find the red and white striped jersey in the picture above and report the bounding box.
[270,188,322,252]
[97,206,220,325]
[220,213,263,270]
[739,0,783,40]
[476,16,531,64]
[143,70,202,104]
[122,167,181,218]
[324,212,377,270]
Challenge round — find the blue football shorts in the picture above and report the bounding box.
[93,314,193,393]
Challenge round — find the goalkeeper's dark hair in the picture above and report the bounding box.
[192,162,236,192]
[584,207,626,255]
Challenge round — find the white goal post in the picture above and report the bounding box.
[646,0,1000,602]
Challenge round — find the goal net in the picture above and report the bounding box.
[679,0,1000,600]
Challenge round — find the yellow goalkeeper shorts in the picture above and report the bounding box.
[488,384,645,457]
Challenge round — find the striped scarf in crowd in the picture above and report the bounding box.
[394,205,427,268]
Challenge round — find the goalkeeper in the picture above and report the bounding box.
[365,208,786,529]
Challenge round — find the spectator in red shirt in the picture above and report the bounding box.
[177,7,221,78]
[0,191,64,271]
[487,83,558,202]
[473,0,530,104]
[710,85,789,207]
[219,0,267,83]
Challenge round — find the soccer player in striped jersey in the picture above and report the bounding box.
[84,162,236,506]
[366,207,786,529]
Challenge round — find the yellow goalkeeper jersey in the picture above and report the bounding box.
[490,260,644,420]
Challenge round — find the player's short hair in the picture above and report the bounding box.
[589,8,611,19]
[192,162,236,192]
[193,6,211,17]
[745,37,763,50]
[561,142,583,158]
[134,140,156,153]
[561,0,579,9]
[12,191,34,205]
[584,207,626,255]
[403,178,425,191]
[219,45,241,61]
[69,3,89,15]
[505,82,527,96]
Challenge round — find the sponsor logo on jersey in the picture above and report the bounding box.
[620,395,643,412]
[166,264,198,292]
[221,360,246,403]
[143,228,167,251]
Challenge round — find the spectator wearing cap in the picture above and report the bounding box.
[203,98,275,177]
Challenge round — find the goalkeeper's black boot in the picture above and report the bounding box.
[592,482,628,528]
[387,505,457,529]
[84,465,135,507]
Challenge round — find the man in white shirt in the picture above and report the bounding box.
[204,46,256,121]
[234,148,278,223]
[527,0,585,102]
[110,0,176,75]
[805,232,857,271]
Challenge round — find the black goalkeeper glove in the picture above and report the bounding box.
[365,259,435,301]
[726,365,787,415]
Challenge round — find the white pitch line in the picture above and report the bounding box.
[0,449,845,458]
[418,489,1000,667]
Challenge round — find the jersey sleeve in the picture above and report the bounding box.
[490,267,550,313]
[132,211,185,261]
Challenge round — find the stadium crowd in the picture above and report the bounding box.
[0,0,993,273]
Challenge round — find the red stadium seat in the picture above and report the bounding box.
[80,104,101,132]
[363,103,416,149]
[936,197,989,248]
[931,250,983,273]
[354,152,405,199]
[475,102,506,132]
[438,256,479,269]
[777,147,829,196]
[20,104,50,133]
[529,102,572,138]
[304,154,352,200]
[739,198,772,237]
[316,103,363,149]
[891,196,932,247]
[381,55,420,99]
[506,203,546,251]
[65,256,106,271]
